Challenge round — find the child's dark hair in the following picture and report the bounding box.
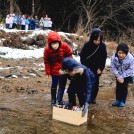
[90,32,103,44]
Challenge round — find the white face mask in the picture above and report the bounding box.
[51,42,60,50]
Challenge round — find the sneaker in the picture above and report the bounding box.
[119,101,125,107]
[112,100,120,106]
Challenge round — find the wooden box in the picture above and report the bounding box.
[52,106,88,126]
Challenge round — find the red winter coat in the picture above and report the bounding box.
[44,32,72,76]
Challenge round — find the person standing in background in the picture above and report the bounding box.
[25,17,30,31]
[9,14,13,29]
[35,16,39,29]
[21,15,26,30]
[17,15,22,30]
[48,18,53,30]
[29,17,35,30]
[39,17,44,30]
[12,14,17,29]
[5,14,10,29]
[44,18,48,30]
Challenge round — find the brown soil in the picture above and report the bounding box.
[0,56,134,134]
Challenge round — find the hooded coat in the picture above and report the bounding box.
[58,58,95,104]
[80,28,107,73]
[44,32,72,76]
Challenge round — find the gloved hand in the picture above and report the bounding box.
[82,102,89,117]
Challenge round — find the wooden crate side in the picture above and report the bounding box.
[52,106,88,126]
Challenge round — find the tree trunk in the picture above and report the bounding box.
[10,0,14,14]
[32,0,35,17]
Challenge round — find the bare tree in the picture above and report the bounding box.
[10,0,14,14]
[75,0,133,35]
[32,0,34,16]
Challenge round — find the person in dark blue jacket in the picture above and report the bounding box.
[29,17,35,30]
[80,28,107,104]
[57,57,95,117]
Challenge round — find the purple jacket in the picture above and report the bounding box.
[110,52,134,79]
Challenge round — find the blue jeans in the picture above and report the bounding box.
[51,75,67,101]
[51,76,59,89]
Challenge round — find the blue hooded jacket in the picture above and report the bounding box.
[58,58,95,103]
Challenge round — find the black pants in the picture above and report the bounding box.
[12,23,17,29]
[116,77,130,103]
[90,74,99,101]
[21,25,25,30]
[68,92,85,107]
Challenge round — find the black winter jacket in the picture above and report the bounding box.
[80,41,107,74]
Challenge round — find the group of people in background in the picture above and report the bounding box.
[5,14,53,30]
[43,28,134,117]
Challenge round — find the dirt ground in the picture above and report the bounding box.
[0,57,134,134]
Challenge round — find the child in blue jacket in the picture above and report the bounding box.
[111,43,134,107]
[57,57,95,117]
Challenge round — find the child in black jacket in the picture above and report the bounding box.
[80,28,107,104]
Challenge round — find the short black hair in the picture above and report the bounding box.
[90,31,103,44]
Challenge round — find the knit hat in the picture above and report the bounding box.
[116,43,129,55]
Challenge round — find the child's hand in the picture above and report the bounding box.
[117,78,124,83]
[97,69,102,75]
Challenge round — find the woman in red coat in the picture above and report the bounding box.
[44,32,72,105]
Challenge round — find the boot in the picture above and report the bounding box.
[51,88,56,105]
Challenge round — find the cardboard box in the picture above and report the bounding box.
[52,106,88,126]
